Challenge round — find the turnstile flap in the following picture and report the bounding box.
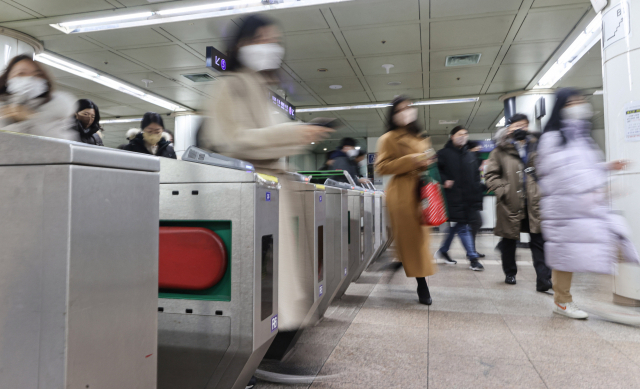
[0,130,160,171]
[182,146,255,172]
[324,178,355,191]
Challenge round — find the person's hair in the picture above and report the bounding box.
[76,99,101,132]
[339,137,357,149]
[508,113,529,126]
[141,112,165,130]
[450,125,467,136]
[386,95,421,134]
[542,88,584,146]
[0,54,54,100]
[226,14,278,71]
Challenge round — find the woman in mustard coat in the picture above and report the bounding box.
[376,96,437,305]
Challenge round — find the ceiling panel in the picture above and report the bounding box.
[67,51,147,73]
[430,85,483,98]
[475,100,504,116]
[319,92,371,105]
[99,90,150,105]
[270,9,329,31]
[469,114,498,130]
[101,105,147,116]
[430,103,475,118]
[112,71,182,89]
[502,42,561,64]
[86,28,173,48]
[430,67,491,88]
[149,86,205,102]
[119,45,204,69]
[430,46,501,72]
[365,72,423,92]
[287,94,320,107]
[159,18,237,42]
[486,81,528,93]
[305,77,364,95]
[430,15,514,50]
[186,40,230,56]
[342,24,421,56]
[332,0,420,27]
[14,25,65,39]
[0,3,36,22]
[75,95,121,109]
[514,8,585,42]
[491,63,543,83]
[43,36,101,53]
[532,0,590,7]
[373,88,424,102]
[355,53,422,76]
[284,33,344,60]
[556,75,602,88]
[57,77,115,94]
[130,102,173,114]
[285,58,356,79]
[161,67,218,85]
[11,0,114,17]
[430,0,521,18]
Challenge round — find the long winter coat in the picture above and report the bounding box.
[537,119,640,274]
[437,141,483,223]
[485,128,542,240]
[376,128,436,278]
[123,133,177,159]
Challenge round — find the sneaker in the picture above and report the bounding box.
[554,302,588,319]
[505,276,516,285]
[469,260,484,271]
[476,252,486,258]
[435,250,457,264]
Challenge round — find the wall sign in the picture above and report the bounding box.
[269,91,296,120]
[478,140,496,153]
[624,101,640,141]
[206,46,229,72]
[367,153,376,165]
[603,1,631,50]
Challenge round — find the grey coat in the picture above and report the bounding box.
[536,119,640,274]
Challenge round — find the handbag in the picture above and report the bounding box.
[419,164,448,226]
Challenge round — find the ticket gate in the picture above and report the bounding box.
[0,131,159,389]
[265,173,326,360]
[157,147,280,389]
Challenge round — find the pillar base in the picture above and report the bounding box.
[613,293,640,307]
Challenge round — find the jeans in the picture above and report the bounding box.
[439,222,479,260]
[469,210,483,251]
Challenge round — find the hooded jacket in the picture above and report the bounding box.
[436,140,483,223]
[537,119,639,273]
[485,127,542,240]
[123,132,176,159]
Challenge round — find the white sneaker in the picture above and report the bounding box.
[554,302,588,319]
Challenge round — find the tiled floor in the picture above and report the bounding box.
[256,233,640,389]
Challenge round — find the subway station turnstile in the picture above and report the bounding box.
[157,147,280,389]
[0,131,159,389]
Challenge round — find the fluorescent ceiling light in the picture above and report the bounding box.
[35,52,190,112]
[50,0,349,34]
[297,97,479,113]
[101,118,143,124]
[535,13,602,89]
[496,116,506,127]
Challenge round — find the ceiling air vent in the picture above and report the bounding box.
[182,73,216,82]
[445,53,481,67]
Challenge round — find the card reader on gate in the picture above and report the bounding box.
[182,146,255,172]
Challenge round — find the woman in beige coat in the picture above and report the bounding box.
[198,15,332,349]
[376,97,437,305]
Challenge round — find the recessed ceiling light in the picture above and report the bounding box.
[329,85,342,89]
[318,68,328,72]
[311,142,315,144]
[445,53,481,67]
[323,148,327,151]
[439,119,459,125]
[387,81,401,86]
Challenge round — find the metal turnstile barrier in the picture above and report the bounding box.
[0,131,159,389]
[157,147,280,389]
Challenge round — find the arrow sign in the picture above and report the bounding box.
[206,46,229,72]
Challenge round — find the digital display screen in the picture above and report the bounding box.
[269,91,296,120]
[206,46,229,72]
[261,235,274,321]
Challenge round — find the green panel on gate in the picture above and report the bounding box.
[159,220,232,301]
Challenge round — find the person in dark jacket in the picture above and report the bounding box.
[123,112,176,159]
[485,113,552,291]
[466,140,486,258]
[329,137,362,184]
[435,126,484,271]
[73,99,103,146]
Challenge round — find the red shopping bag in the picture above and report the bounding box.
[419,165,448,226]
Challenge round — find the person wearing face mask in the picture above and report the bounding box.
[0,54,77,141]
[537,88,639,319]
[354,149,368,179]
[72,99,103,146]
[328,137,361,182]
[485,113,552,291]
[123,112,176,159]
[434,126,485,271]
[375,96,436,306]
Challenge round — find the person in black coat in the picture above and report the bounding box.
[467,140,486,258]
[73,99,103,146]
[123,112,176,159]
[435,126,484,271]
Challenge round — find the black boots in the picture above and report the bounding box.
[416,277,432,305]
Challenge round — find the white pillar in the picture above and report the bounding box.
[0,28,40,68]
[173,114,202,159]
[601,0,640,304]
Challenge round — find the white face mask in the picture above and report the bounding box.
[393,108,418,127]
[561,103,593,121]
[453,135,468,147]
[346,149,359,158]
[238,43,285,72]
[7,76,48,101]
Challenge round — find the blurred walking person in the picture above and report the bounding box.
[434,126,484,271]
[73,99,103,145]
[376,96,436,305]
[0,54,77,141]
[467,140,486,258]
[485,113,552,291]
[537,88,640,319]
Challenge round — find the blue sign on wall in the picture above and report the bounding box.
[478,140,496,153]
[367,153,376,165]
